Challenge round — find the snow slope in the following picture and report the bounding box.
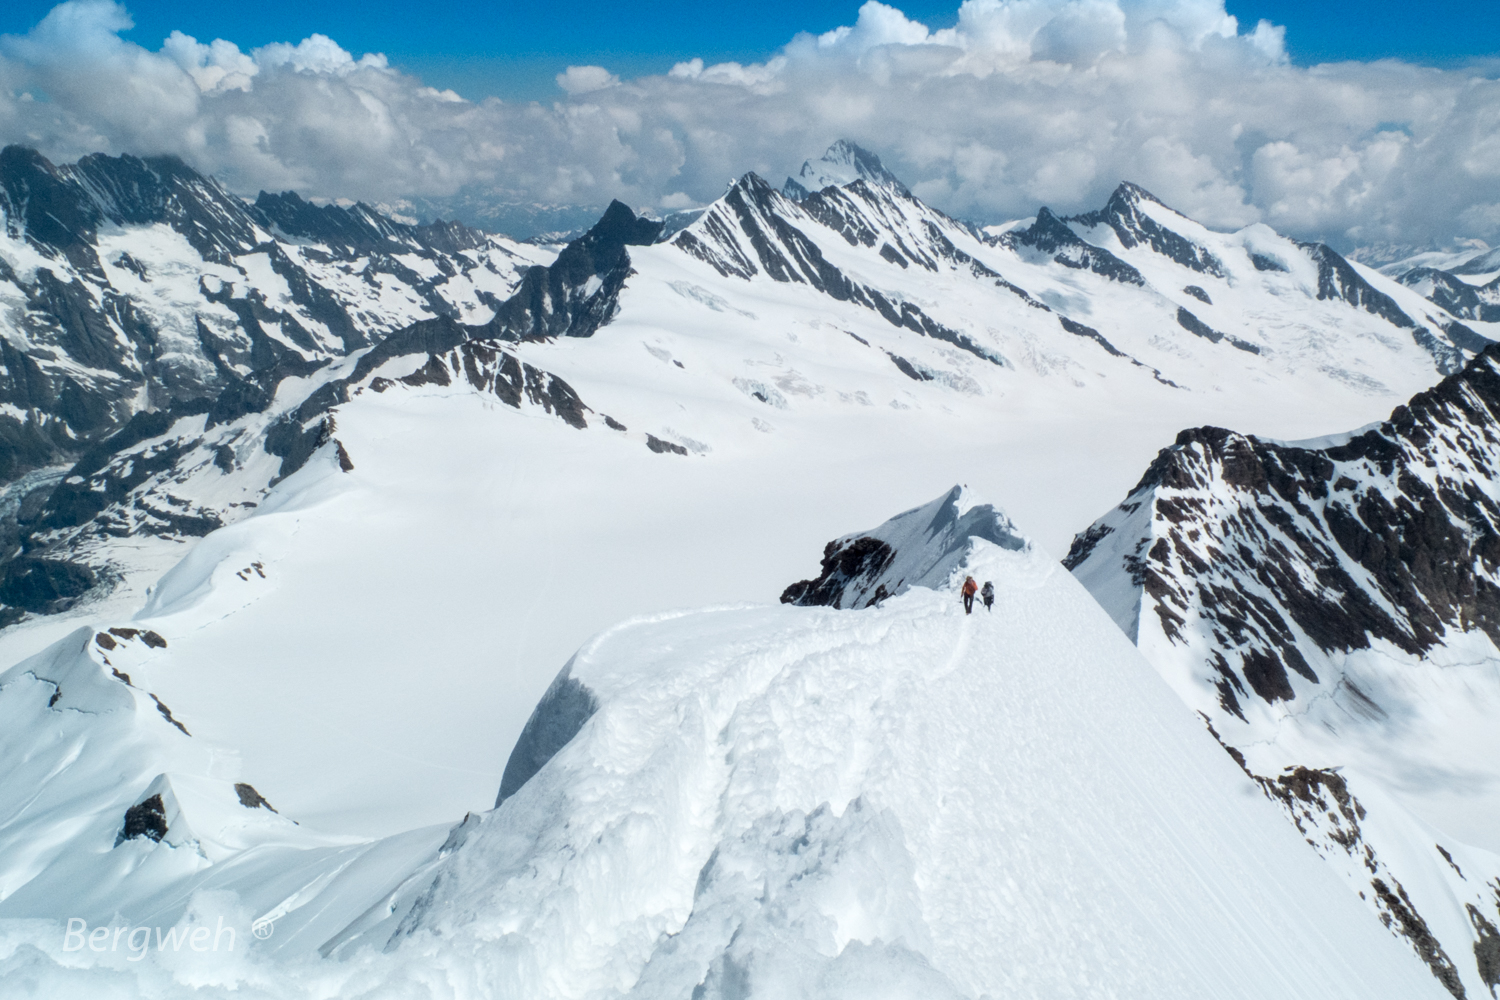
[0,140,1496,995]
[1065,348,1500,997]
[0,494,1450,999]
[1,141,1495,844]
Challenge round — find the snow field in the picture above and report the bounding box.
[355,538,1446,999]
[0,535,1447,997]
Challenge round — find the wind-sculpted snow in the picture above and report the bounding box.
[781,484,1025,609]
[352,534,1444,1000]
[1067,345,1500,997]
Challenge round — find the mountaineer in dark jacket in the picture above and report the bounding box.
[981,581,994,611]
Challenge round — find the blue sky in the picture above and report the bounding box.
[2,0,1497,101]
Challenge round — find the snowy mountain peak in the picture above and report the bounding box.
[782,139,910,200]
[1064,181,1227,277]
[781,484,1028,609]
[479,199,662,340]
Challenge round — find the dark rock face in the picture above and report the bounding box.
[1068,345,1500,715]
[1175,307,1261,354]
[234,782,276,811]
[781,537,896,608]
[1065,182,1225,277]
[1299,241,1414,328]
[1001,207,1145,285]
[1183,285,1212,304]
[483,200,662,341]
[115,793,168,845]
[0,557,96,613]
[645,434,688,455]
[1472,906,1500,995]
[495,668,599,806]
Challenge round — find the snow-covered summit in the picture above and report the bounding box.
[782,139,910,200]
[780,484,1026,609]
[350,505,1445,1000]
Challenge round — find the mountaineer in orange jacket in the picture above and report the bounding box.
[962,576,978,614]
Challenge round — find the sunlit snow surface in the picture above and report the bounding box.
[0,167,1492,996]
[0,536,1447,998]
[0,175,1491,842]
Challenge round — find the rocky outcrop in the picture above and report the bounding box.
[481,200,662,341]
[782,485,1027,609]
[994,206,1145,285]
[1068,345,1500,998]
[1065,182,1225,276]
[1067,345,1500,713]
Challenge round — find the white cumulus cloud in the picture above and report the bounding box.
[1,0,1498,251]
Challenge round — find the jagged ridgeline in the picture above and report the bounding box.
[0,145,537,474]
[0,138,1490,629]
[0,146,665,620]
[1066,344,1500,999]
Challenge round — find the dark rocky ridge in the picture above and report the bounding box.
[675,173,1014,366]
[1067,343,1500,716]
[0,144,526,492]
[1065,182,1226,277]
[994,206,1145,285]
[0,177,659,622]
[1068,353,1500,998]
[480,200,662,341]
[1399,267,1500,324]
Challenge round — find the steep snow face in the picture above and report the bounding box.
[1065,346,1500,998]
[349,528,1446,1000]
[780,484,1025,608]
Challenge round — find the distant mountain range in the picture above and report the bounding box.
[0,139,1496,997]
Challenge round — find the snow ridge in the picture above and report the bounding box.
[780,484,1026,609]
